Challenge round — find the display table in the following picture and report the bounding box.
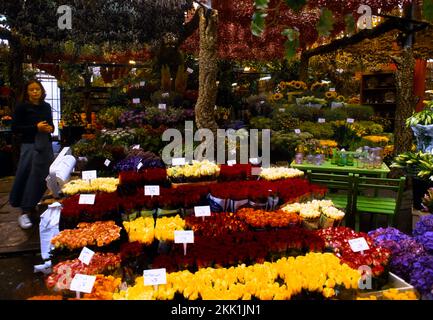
[290,160,390,178]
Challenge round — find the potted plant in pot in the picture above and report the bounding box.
[406,100,433,153]
[392,151,433,210]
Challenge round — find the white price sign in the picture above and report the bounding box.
[140,81,146,87]
[143,268,167,286]
[82,170,97,181]
[158,104,167,110]
[145,185,160,196]
[194,206,211,217]
[349,237,370,253]
[187,68,194,74]
[279,108,285,112]
[133,145,141,150]
[174,230,194,244]
[172,158,186,166]
[318,118,326,123]
[132,98,141,104]
[78,247,95,265]
[294,129,301,134]
[79,194,96,205]
[330,88,336,92]
[347,118,355,124]
[70,274,96,294]
[104,159,111,167]
[227,160,236,166]
[137,162,143,170]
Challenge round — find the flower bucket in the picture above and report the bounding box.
[411,124,433,153]
[140,209,156,218]
[267,196,280,211]
[302,218,320,230]
[319,214,342,229]
[230,199,249,212]
[156,208,181,217]
[248,200,267,210]
[207,194,230,212]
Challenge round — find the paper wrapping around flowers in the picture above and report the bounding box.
[49,155,76,186]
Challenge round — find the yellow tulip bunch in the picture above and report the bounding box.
[114,253,360,300]
[123,217,155,245]
[357,289,418,300]
[154,215,186,241]
[167,160,220,181]
[259,167,304,181]
[62,178,119,195]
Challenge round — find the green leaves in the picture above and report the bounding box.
[282,28,300,60]
[254,0,270,9]
[423,0,433,22]
[344,14,356,35]
[316,8,334,37]
[284,0,307,12]
[251,12,268,37]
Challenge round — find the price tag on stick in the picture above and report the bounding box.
[349,237,370,253]
[158,104,167,110]
[174,230,194,256]
[104,159,111,167]
[82,170,97,181]
[145,185,160,197]
[143,268,167,291]
[132,98,140,104]
[318,118,326,123]
[294,129,301,134]
[70,274,96,294]
[187,67,194,74]
[347,118,355,124]
[227,160,236,166]
[79,194,96,205]
[78,247,95,265]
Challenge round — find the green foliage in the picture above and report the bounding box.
[255,0,270,9]
[344,105,374,121]
[369,115,393,132]
[286,104,324,122]
[249,117,273,130]
[423,0,433,22]
[161,65,172,92]
[271,112,300,132]
[392,151,433,179]
[299,121,334,139]
[406,102,433,126]
[316,8,334,37]
[357,121,384,135]
[284,0,307,12]
[345,14,356,35]
[96,106,126,129]
[282,28,300,60]
[270,131,313,161]
[323,108,349,121]
[252,12,268,37]
[175,64,188,94]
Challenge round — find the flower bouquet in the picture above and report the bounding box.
[167,160,220,184]
[259,167,304,181]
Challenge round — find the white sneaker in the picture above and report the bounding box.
[18,214,33,229]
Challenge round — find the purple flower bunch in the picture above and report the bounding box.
[415,232,433,254]
[114,156,143,172]
[120,110,146,127]
[413,214,433,237]
[369,229,426,280]
[368,227,411,245]
[409,255,433,297]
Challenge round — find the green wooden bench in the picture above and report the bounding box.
[352,176,406,232]
[306,170,356,226]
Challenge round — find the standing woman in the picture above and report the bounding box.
[9,80,54,229]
